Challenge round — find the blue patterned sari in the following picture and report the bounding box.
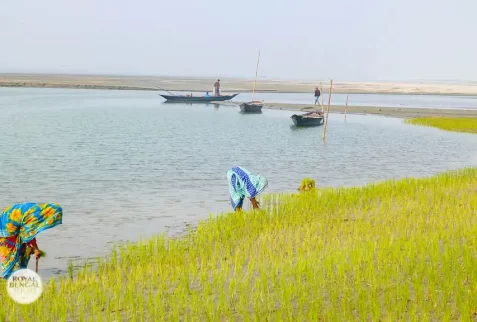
[227,166,268,210]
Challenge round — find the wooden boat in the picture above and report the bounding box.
[240,50,264,114]
[240,101,263,113]
[291,111,324,127]
[159,93,238,102]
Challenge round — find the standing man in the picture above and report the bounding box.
[214,79,221,96]
[314,87,321,105]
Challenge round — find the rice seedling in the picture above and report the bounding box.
[405,116,477,133]
[297,177,316,192]
[2,166,477,320]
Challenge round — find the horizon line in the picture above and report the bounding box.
[0,71,476,84]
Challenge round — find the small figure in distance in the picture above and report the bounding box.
[227,166,268,212]
[214,79,221,96]
[205,92,210,98]
[314,87,321,105]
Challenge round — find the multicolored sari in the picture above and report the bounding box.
[227,166,268,210]
[0,203,63,279]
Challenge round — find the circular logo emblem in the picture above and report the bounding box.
[6,269,43,304]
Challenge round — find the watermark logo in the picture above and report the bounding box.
[6,269,43,304]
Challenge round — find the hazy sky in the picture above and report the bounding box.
[1,0,476,81]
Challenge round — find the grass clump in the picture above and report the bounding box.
[2,168,477,320]
[298,177,316,191]
[405,116,477,133]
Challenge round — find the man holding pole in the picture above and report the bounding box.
[214,79,221,96]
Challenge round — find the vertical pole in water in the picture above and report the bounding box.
[320,82,324,113]
[252,50,260,102]
[322,79,333,140]
[345,95,348,121]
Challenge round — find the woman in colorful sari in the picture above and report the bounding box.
[0,202,63,279]
[227,166,269,212]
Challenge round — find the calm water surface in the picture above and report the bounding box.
[1,87,476,279]
[167,90,477,110]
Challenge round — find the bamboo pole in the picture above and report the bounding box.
[345,95,348,121]
[251,50,260,102]
[322,79,333,140]
[319,82,324,113]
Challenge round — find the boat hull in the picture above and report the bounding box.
[240,102,263,113]
[160,94,238,102]
[291,114,324,127]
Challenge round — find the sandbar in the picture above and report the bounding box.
[2,73,477,96]
[220,101,477,118]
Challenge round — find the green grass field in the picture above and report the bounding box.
[2,167,477,321]
[405,117,477,133]
[2,120,477,321]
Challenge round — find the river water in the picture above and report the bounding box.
[1,87,476,280]
[169,90,477,110]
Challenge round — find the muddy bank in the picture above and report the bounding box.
[2,73,477,96]
[219,101,477,118]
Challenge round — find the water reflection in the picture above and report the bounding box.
[289,125,323,131]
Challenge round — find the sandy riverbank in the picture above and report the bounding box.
[2,73,477,96]
[218,101,477,118]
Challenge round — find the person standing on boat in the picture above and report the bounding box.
[205,92,210,98]
[227,166,268,212]
[314,87,321,105]
[214,79,221,96]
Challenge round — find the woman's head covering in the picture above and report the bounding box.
[227,166,268,210]
[0,203,63,279]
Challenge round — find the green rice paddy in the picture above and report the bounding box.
[405,117,477,133]
[2,167,477,321]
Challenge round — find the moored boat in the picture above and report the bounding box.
[159,93,238,102]
[240,50,264,114]
[240,101,264,113]
[291,112,324,127]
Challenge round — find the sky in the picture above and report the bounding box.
[0,0,476,82]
